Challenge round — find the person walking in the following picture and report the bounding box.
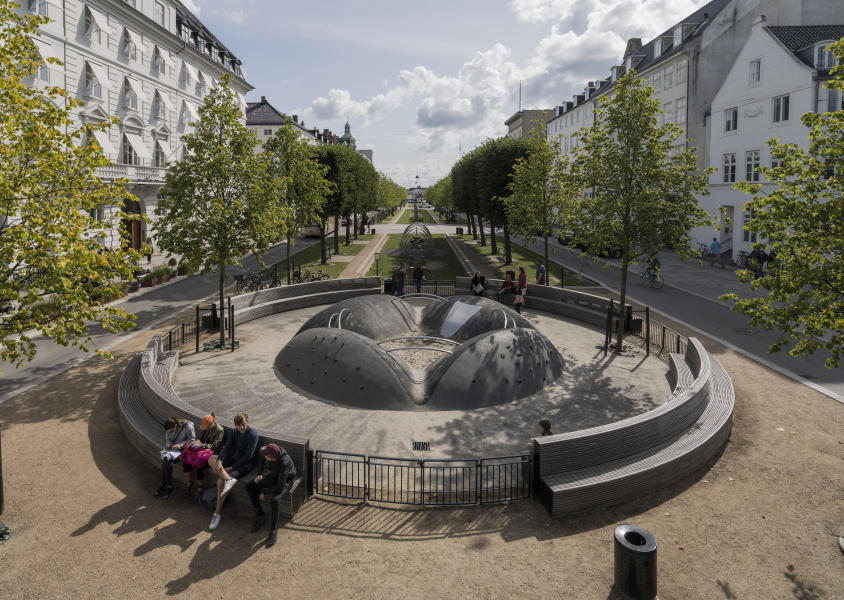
[246,444,297,549]
[709,238,724,268]
[517,266,527,300]
[393,263,406,296]
[513,288,524,314]
[154,417,195,500]
[206,413,259,531]
[413,262,425,294]
[144,237,153,265]
[535,261,546,285]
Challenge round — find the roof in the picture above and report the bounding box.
[245,101,287,126]
[173,0,241,67]
[767,25,844,68]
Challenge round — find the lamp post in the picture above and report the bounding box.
[375,252,380,278]
[414,174,420,222]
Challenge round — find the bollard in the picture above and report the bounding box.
[613,524,657,600]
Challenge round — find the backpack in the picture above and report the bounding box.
[181,443,213,468]
[198,486,218,510]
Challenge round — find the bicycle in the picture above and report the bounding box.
[640,267,664,289]
[735,251,749,267]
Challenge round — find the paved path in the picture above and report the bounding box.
[0,238,318,404]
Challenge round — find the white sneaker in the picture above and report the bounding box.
[209,513,221,530]
[221,478,237,498]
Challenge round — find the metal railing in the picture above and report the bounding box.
[387,280,456,297]
[626,307,689,363]
[161,299,234,353]
[312,450,531,506]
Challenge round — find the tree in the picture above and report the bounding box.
[0,1,142,367]
[723,38,844,369]
[155,76,288,347]
[263,123,331,283]
[506,128,571,273]
[568,71,713,350]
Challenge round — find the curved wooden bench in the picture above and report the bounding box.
[534,339,734,516]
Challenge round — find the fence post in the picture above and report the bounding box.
[168,329,172,351]
[677,332,681,354]
[661,324,666,352]
[195,305,200,354]
[227,296,234,351]
[476,459,482,504]
[645,307,650,356]
[604,299,614,355]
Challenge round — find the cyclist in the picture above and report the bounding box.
[646,255,661,278]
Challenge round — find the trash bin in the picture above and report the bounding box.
[370,228,375,234]
[613,524,657,600]
[456,227,464,235]
[383,278,393,295]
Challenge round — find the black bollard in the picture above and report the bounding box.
[613,524,657,599]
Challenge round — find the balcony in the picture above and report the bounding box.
[96,163,166,182]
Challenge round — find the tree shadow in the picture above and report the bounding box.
[784,564,824,600]
[717,579,739,599]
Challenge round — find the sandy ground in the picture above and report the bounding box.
[0,320,842,599]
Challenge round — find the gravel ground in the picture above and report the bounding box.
[0,323,842,599]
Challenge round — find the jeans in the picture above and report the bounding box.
[246,479,293,532]
[160,456,190,487]
[414,278,422,293]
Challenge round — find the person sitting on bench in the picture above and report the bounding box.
[206,413,258,531]
[155,417,195,500]
[246,443,297,548]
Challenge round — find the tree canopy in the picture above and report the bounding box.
[155,76,287,346]
[724,38,844,368]
[0,1,141,367]
[567,70,713,349]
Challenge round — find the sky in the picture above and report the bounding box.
[184,0,710,187]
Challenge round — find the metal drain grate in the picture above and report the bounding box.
[412,441,430,451]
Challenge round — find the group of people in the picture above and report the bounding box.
[391,262,425,295]
[470,261,550,315]
[155,412,297,549]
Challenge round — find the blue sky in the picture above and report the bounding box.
[185,0,709,187]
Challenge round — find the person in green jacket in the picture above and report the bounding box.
[185,413,226,497]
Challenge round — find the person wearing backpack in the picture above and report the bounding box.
[206,413,259,531]
[183,413,226,498]
[246,444,297,549]
[155,417,195,500]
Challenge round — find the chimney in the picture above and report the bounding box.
[623,38,642,58]
[292,114,298,123]
[261,95,266,103]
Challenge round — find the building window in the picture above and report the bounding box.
[745,150,760,182]
[84,8,102,45]
[123,79,137,110]
[196,36,205,52]
[772,94,790,123]
[771,156,781,170]
[154,142,167,167]
[723,153,736,183]
[725,108,738,132]
[677,60,687,84]
[749,58,761,85]
[121,135,139,165]
[196,75,205,97]
[653,71,662,91]
[815,43,837,69]
[152,92,165,119]
[673,26,683,47]
[123,0,135,6]
[122,29,137,61]
[664,66,673,88]
[743,208,756,243]
[28,0,47,15]
[153,46,166,75]
[85,64,102,99]
[89,205,104,221]
[210,46,217,62]
[154,1,165,27]
[263,129,272,136]
[180,26,191,44]
[663,101,673,123]
[675,97,686,124]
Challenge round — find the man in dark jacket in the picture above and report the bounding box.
[247,443,298,548]
[206,413,259,531]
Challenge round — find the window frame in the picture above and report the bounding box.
[122,79,138,111]
[677,60,687,84]
[652,71,662,91]
[772,94,790,123]
[154,1,166,27]
[749,58,761,86]
[664,65,673,88]
[745,150,761,182]
[815,42,837,69]
[28,0,47,16]
[675,96,686,124]
[122,28,137,61]
[121,134,139,166]
[673,26,683,47]
[153,46,166,75]
[84,8,102,45]
[85,64,102,99]
[154,140,167,167]
[723,153,736,183]
[725,107,738,133]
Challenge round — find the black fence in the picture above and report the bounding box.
[161,299,234,353]
[625,307,689,363]
[312,450,531,506]
[383,279,456,297]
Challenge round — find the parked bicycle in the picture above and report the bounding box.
[735,250,749,267]
[292,268,331,284]
[235,270,268,294]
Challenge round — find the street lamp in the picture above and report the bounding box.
[375,252,380,278]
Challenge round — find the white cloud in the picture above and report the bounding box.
[182,0,201,14]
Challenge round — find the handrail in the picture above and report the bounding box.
[383,346,453,354]
[491,308,510,329]
[378,335,460,346]
[328,308,351,329]
[400,293,446,303]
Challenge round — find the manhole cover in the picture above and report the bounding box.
[412,441,430,451]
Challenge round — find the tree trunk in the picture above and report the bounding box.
[353,209,358,240]
[286,233,292,285]
[469,213,477,239]
[490,218,498,255]
[320,221,326,265]
[544,236,550,286]
[333,216,340,253]
[503,220,512,264]
[615,250,630,351]
[478,215,486,246]
[218,261,225,347]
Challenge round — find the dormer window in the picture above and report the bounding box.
[210,46,217,62]
[122,28,137,60]
[123,79,137,110]
[654,38,662,58]
[153,46,166,75]
[180,25,191,44]
[815,42,837,69]
[196,36,205,52]
[673,26,683,46]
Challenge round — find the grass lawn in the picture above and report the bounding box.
[280,235,370,279]
[461,235,596,286]
[396,208,437,225]
[366,234,467,280]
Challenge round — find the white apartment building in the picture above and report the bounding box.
[245,96,321,147]
[693,20,843,261]
[21,0,253,250]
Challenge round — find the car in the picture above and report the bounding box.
[418,202,431,209]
